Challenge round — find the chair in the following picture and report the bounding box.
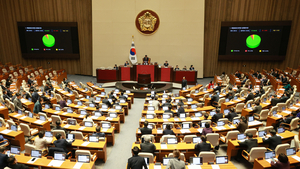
[242,147,266,162]
[183,135,197,143]
[218,98,225,107]
[25,143,36,154]
[20,123,38,137]
[162,122,174,129]
[201,120,211,126]
[87,87,97,95]
[254,109,269,121]
[52,130,66,138]
[75,150,97,161]
[70,131,87,140]
[276,103,286,111]
[160,135,176,143]
[38,113,47,121]
[269,106,278,116]
[55,94,62,102]
[235,103,245,113]
[168,153,185,161]
[262,126,274,134]
[141,134,155,143]
[7,120,16,129]
[147,123,156,129]
[0,117,6,127]
[282,117,299,130]
[199,152,215,163]
[199,94,209,102]
[206,133,219,148]
[51,115,61,125]
[293,135,300,151]
[73,90,83,99]
[245,100,253,107]
[138,152,155,163]
[275,143,290,156]
[220,130,239,143]
[218,118,228,124]
[244,128,257,136]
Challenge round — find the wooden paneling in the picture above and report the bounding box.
[204,0,300,77]
[0,0,92,75]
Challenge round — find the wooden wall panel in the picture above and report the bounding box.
[0,0,92,75]
[204,0,300,77]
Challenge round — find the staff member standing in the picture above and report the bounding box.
[182,77,187,89]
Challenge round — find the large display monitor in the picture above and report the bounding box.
[18,22,80,59]
[218,21,291,61]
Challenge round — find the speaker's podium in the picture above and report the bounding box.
[138,74,151,84]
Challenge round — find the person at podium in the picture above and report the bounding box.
[189,65,195,70]
[142,55,150,65]
[182,66,187,70]
[174,65,180,71]
[163,61,169,67]
[114,64,118,70]
[124,61,130,67]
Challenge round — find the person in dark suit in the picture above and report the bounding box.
[236,116,248,133]
[0,147,8,169]
[13,93,24,112]
[182,66,187,70]
[162,100,172,109]
[212,109,223,123]
[119,92,127,101]
[280,111,297,128]
[252,100,262,115]
[52,121,68,134]
[163,124,175,135]
[213,83,221,93]
[281,74,288,85]
[113,64,118,70]
[164,105,174,116]
[102,96,112,108]
[263,129,282,151]
[189,65,195,70]
[245,89,254,103]
[210,91,219,107]
[127,146,148,169]
[181,77,187,89]
[2,90,10,101]
[271,95,280,106]
[140,136,156,155]
[53,133,72,154]
[142,55,150,65]
[174,65,180,71]
[27,76,34,87]
[271,153,290,169]
[279,93,289,103]
[235,70,241,78]
[236,133,258,162]
[140,121,152,136]
[33,97,42,114]
[92,126,105,138]
[194,136,212,153]
[124,61,130,67]
[177,104,185,114]
[225,107,238,122]
[7,156,29,169]
[163,61,169,67]
[31,89,40,103]
[177,100,184,107]
[236,85,242,94]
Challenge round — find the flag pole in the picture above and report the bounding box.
[132,35,134,41]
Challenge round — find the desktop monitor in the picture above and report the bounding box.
[224,109,230,115]
[233,119,239,125]
[182,87,186,90]
[67,108,73,113]
[191,104,197,109]
[28,98,32,102]
[193,137,202,144]
[28,112,33,118]
[179,113,186,118]
[189,157,203,165]
[258,130,266,137]
[39,115,46,121]
[161,100,166,104]
[89,103,95,108]
[278,127,285,134]
[77,154,90,163]
[163,158,171,166]
[54,152,66,161]
[237,134,246,140]
[31,150,42,158]
[124,94,128,98]
[187,98,193,102]
[80,110,87,115]
[55,107,61,111]
[18,110,23,115]
[209,94,212,98]
[89,135,99,142]
[162,124,172,130]
[115,105,122,110]
[163,114,171,119]
[175,99,179,103]
[248,116,254,122]
[241,94,245,97]
[146,114,154,119]
[223,90,226,94]
[102,104,108,109]
[273,110,277,115]
[94,111,102,117]
[182,123,190,129]
[67,99,72,104]
[265,151,275,159]
[234,96,238,100]
[167,138,177,144]
[147,106,155,111]
[217,121,225,126]
[120,99,126,103]
[195,112,202,117]
[201,122,206,128]
[162,94,168,98]
[10,146,20,155]
[11,125,17,131]
[77,101,82,106]
[67,134,75,140]
[216,156,228,164]
[45,104,50,109]
[225,98,229,102]
[96,97,101,101]
[282,106,286,111]
[115,89,119,93]
[151,91,155,95]
[102,123,111,128]
[162,106,169,111]
[67,119,76,125]
[210,111,216,116]
[101,92,106,96]
[45,131,53,137]
[195,90,199,94]
[84,121,93,127]
[286,147,296,156]
[86,95,90,99]
[247,103,251,108]
[203,88,207,91]
[263,98,267,102]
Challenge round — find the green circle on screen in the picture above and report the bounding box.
[246,34,261,48]
[42,34,55,47]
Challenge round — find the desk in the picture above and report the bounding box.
[229,74,241,86]
[0,127,25,150]
[126,162,237,169]
[174,71,197,85]
[9,112,51,131]
[134,65,157,82]
[266,109,298,126]
[87,82,105,94]
[220,98,245,113]
[0,105,9,119]
[179,84,202,97]
[158,67,173,82]
[214,75,222,84]
[120,66,132,81]
[241,102,271,117]
[20,98,34,111]
[254,151,300,169]
[96,69,119,83]
[15,154,96,169]
[227,131,296,161]
[53,85,75,101]
[69,82,91,96]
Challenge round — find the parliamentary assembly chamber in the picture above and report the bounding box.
[0,0,300,169]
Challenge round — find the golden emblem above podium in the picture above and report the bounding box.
[135,10,160,35]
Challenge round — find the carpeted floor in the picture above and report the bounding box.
[67,74,298,169]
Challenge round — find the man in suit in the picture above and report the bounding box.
[181,77,187,89]
[174,65,180,71]
[164,105,174,116]
[2,90,10,101]
[210,91,219,107]
[280,111,297,128]
[252,100,262,115]
[236,85,242,94]
[142,55,150,65]
[102,96,112,108]
[225,107,238,122]
[235,71,241,78]
[236,133,258,162]
[53,133,72,154]
[271,95,280,106]
[281,74,288,85]
[212,109,223,123]
[13,93,24,112]
[140,136,156,155]
[263,129,282,150]
[92,126,105,138]
[189,65,195,70]
[119,92,127,101]
[245,89,254,103]
[52,121,67,134]
[162,100,172,109]
[124,61,130,67]
[163,124,175,135]
[177,104,185,114]
[33,97,42,114]
[0,147,8,169]
[213,83,221,93]
[127,146,148,169]
[140,121,152,136]
[194,136,212,153]
[7,156,29,169]
[27,76,34,87]
[163,61,169,67]
[177,99,184,107]
[280,93,289,103]
[31,89,40,103]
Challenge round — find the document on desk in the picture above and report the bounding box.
[292,155,300,162]
[81,142,90,146]
[192,109,198,111]
[75,105,79,107]
[156,130,163,134]
[174,118,180,121]
[34,120,44,124]
[79,115,84,118]
[62,112,68,115]
[290,106,298,110]
[48,160,64,167]
[14,114,21,117]
[191,117,199,120]
[140,118,145,122]
[211,165,220,169]
[188,165,201,169]
[180,129,191,133]
[20,116,27,119]
[248,121,262,125]
[0,129,12,134]
[64,124,70,128]
[283,110,292,114]
[147,111,155,114]
[73,162,83,168]
[0,106,5,109]
[101,128,108,132]
[153,165,162,169]
[160,144,168,149]
[78,127,85,130]
[106,117,113,121]
[215,126,226,130]
[296,103,300,107]
[198,128,203,133]
[55,111,60,114]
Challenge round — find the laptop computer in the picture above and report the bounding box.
[80,110,87,115]
[67,99,72,104]
[10,146,20,155]
[162,124,172,130]
[18,110,23,115]
[234,96,238,100]
[201,122,206,128]
[147,125,153,129]
[225,98,229,102]
[237,134,246,140]
[233,119,240,125]
[146,114,154,119]
[120,99,126,103]
[265,151,275,159]
[182,123,190,129]
[126,90,130,93]
[187,98,193,102]
[203,88,207,91]
[193,137,202,144]
[247,103,251,108]
[189,157,203,165]
[278,127,285,134]
[77,101,82,106]
[89,135,99,142]
[258,130,266,137]
[77,154,90,163]
[31,150,42,158]
[102,104,108,109]
[45,131,53,137]
[84,121,93,127]
[54,152,66,161]
[66,134,75,141]
[195,90,199,94]
[286,147,296,156]
[163,157,171,166]
[195,112,202,117]
[216,156,228,164]
[167,138,177,144]
[67,108,73,113]
[101,92,106,96]
[45,104,50,109]
[224,109,230,115]
[248,116,254,122]
[217,121,225,126]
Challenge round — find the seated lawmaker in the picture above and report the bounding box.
[177,104,185,114]
[92,126,105,138]
[236,116,248,133]
[263,129,282,151]
[271,94,280,106]
[189,65,195,70]
[53,133,72,154]
[245,89,254,103]
[236,133,257,162]
[127,146,148,169]
[52,120,67,134]
[279,93,289,103]
[140,121,152,136]
[194,136,212,153]
[174,65,180,71]
[163,61,169,67]
[7,156,29,169]
[124,61,130,67]
[0,147,8,169]
[252,100,262,115]
[114,64,118,70]
[182,66,187,70]
[225,107,238,122]
[140,136,156,155]
[142,55,150,65]
[271,153,290,169]
[164,105,174,116]
[213,83,221,93]
[163,124,175,135]
[34,131,52,151]
[211,109,223,123]
[202,122,213,136]
[210,91,219,107]
[280,111,297,128]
